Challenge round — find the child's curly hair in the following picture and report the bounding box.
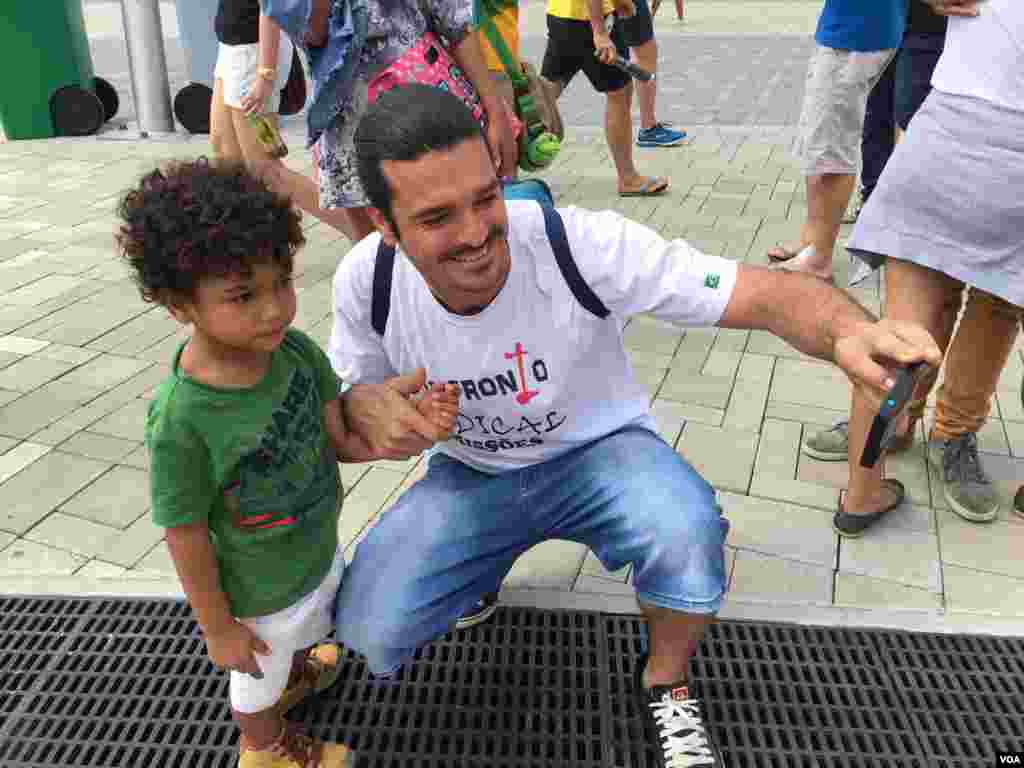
[117,159,305,304]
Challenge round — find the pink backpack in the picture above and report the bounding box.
[367,31,520,137]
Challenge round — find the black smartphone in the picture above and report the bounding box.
[860,361,932,468]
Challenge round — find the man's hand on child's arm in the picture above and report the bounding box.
[324,397,377,462]
[165,523,271,678]
[341,369,453,460]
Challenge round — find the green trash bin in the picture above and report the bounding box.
[0,0,119,140]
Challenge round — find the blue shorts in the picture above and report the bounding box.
[335,426,731,676]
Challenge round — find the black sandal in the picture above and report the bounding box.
[833,479,905,538]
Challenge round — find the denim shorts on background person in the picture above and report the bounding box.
[334,426,731,676]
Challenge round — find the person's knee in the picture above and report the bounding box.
[632,38,658,69]
[606,83,633,109]
[209,126,238,163]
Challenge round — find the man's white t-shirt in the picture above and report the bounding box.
[330,201,739,474]
[930,0,1024,112]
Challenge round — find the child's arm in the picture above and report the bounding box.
[165,523,270,677]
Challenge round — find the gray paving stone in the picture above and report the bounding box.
[25,509,163,567]
[0,451,112,535]
[724,378,770,432]
[659,372,734,409]
[35,343,102,365]
[729,550,832,605]
[60,465,149,528]
[834,573,942,613]
[505,540,587,590]
[750,475,838,512]
[58,432,141,463]
[0,356,79,393]
[840,523,941,592]
[0,382,103,439]
[57,353,151,392]
[133,543,178,576]
[938,512,1024,581]
[754,419,800,479]
[0,538,88,576]
[120,445,150,471]
[677,423,757,493]
[719,491,836,568]
[943,564,1024,618]
[86,398,149,441]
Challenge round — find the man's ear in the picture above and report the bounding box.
[367,207,398,246]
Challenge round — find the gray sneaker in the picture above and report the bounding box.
[929,433,999,523]
[802,420,851,461]
[803,418,918,462]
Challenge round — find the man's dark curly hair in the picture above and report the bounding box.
[117,158,304,304]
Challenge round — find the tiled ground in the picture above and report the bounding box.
[1,0,1021,629]
[0,124,1021,625]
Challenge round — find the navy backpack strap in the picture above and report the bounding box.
[539,204,610,319]
[371,238,396,336]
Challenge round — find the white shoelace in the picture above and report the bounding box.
[649,694,716,767]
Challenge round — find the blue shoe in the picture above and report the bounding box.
[637,122,687,147]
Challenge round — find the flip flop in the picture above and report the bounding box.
[619,176,669,197]
[767,242,807,262]
[833,479,905,538]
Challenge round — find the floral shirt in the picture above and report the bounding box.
[317,0,474,209]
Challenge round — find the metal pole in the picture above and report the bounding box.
[119,0,175,133]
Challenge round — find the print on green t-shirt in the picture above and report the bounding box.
[146,330,344,619]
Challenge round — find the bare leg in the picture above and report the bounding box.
[232,650,306,751]
[631,39,659,131]
[844,260,961,515]
[606,84,668,193]
[640,603,712,686]
[227,107,366,240]
[210,79,243,163]
[784,172,856,280]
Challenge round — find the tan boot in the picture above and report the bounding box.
[277,644,341,714]
[238,723,354,767]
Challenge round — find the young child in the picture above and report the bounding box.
[118,159,459,768]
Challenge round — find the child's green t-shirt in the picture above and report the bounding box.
[146,329,344,619]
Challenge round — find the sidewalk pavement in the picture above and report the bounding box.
[0,1,1021,637]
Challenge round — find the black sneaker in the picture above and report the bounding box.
[454,592,498,630]
[634,656,722,767]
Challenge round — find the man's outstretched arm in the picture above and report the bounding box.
[718,265,942,399]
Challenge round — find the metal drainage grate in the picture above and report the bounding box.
[0,597,1021,767]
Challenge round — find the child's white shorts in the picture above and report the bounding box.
[214,36,294,112]
[230,548,345,714]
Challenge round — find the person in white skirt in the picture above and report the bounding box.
[211,0,358,237]
[833,0,1024,537]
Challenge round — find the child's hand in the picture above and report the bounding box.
[205,621,271,678]
[415,383,461,438]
